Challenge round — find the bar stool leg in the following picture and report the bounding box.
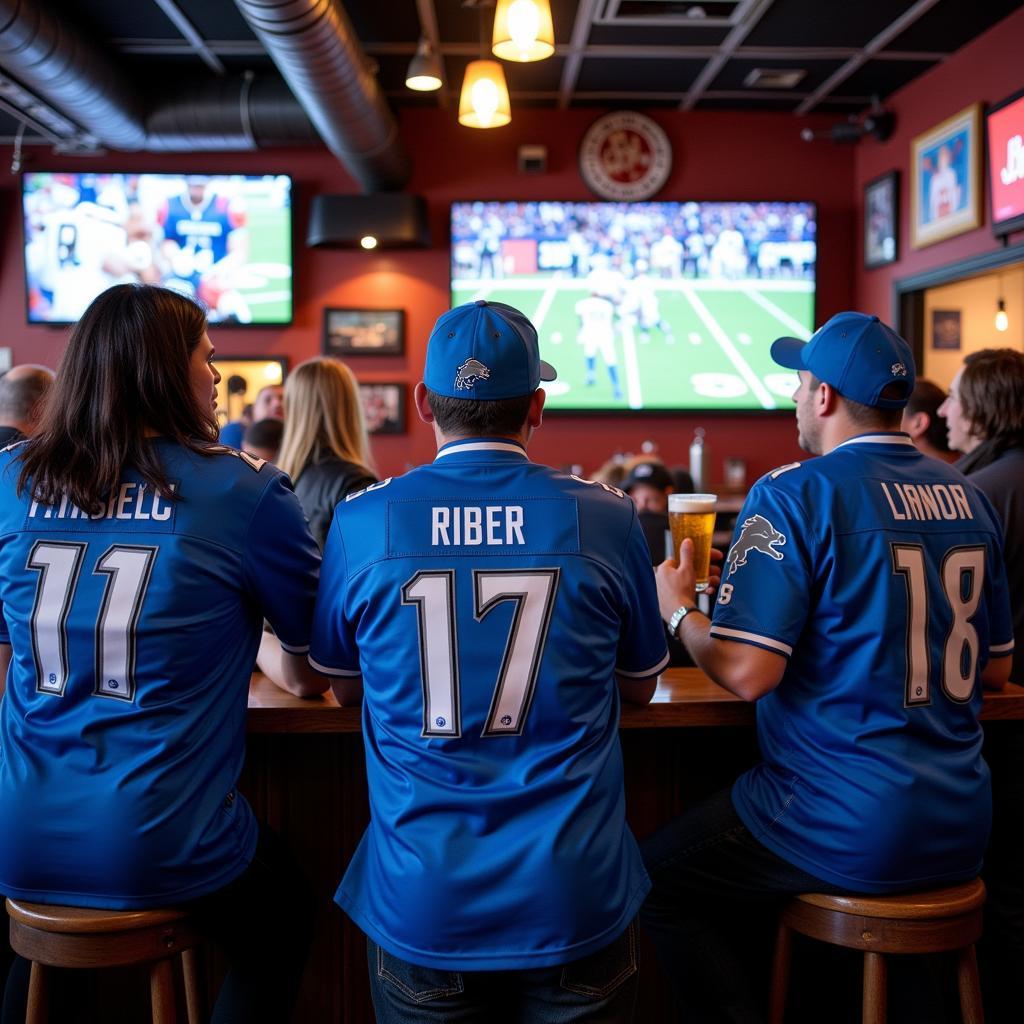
[181,947,204,1024]
[862,951,887,1024]
[149,958,177,1024]
[956,945,984,1024]
[25,962,48,1024]
[768,921,793,1024]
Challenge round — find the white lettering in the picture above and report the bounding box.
[432,507,450,546]
[486,506,502,545]
[880,482,907,520]
[464,506,482,545]
[507,506,525,545]
[1001,134,1024,187]
[116,483,135,520]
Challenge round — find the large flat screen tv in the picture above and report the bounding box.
[986,87,1024,238]
[451,200,816,411]
[22,172,293,325]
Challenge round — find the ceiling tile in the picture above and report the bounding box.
[745,0,919,49]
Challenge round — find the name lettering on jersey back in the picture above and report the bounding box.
[879,481,973,522]
[385,497,579,561]
[28,483,176,525]
[431,505,525,547]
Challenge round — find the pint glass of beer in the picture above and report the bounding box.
[668,493,717,592]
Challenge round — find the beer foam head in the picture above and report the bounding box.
[668,493,716,514]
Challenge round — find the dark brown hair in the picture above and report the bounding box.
[426,389,534,437]
[904,379,952,452]
[18,284,218,514]
[959,348,1024,443]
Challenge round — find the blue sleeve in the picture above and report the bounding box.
[242,472,321,654]
[710,480,812,657]
[616,513,670,678]
[983,520,1015,661]
[308,510,362,677]
[219,421,244,449]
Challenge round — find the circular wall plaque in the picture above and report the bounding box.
[578,111,673,201]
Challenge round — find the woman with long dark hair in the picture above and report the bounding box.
[0,284,325,1022]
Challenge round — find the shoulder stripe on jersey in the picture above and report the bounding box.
[990,640,1015,655]
[435,441,528,460]
[308,655,362,677]
[834,433,915,449]
[617,651,670,678]
[709,625,793,656]
[279,640,310,655]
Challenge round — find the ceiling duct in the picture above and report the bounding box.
[146,75,321,151]
[0,0,146,150]
[232,0,410,192]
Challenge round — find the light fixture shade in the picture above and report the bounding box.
[458,60,511,129]
[406,39,443,91]
[492,0,554,62]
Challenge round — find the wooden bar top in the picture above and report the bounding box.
[247,669,1024,733]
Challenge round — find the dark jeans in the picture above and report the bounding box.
[640,787,850,1024]
[367,919,639,1024]
[2,823,314,1024]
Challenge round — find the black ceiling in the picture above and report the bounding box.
[0,0,1020,145]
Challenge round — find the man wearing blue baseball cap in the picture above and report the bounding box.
[309,299,669,1022]
[644,312,1014,1020]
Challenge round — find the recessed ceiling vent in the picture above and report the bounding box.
[743,68,807,89]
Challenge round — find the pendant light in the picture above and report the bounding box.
[492,0,554,62]
[405,39,443,92]
[995,274,1009,332]
[459,4,511,129]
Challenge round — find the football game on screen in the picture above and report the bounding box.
[451,200,816,412]
[22,172,293,326]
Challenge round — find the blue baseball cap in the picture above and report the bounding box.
[424,300,557,400]
[771,312,915,410]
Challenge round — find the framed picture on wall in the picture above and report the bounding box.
[214,356,288,431]
[322,308,405,356]
[864,170,899,269]
[911,104,983,249]
[359,382,406,435]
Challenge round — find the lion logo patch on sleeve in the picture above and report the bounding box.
[727,515,787,574]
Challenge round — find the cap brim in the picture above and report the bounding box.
[770,336,807,371]
[539,359,557,382]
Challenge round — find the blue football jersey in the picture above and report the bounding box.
[712,434,1015,892]
[0,439,320,908]
[310,438,668,970]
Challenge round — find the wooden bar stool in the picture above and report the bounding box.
[6,898,204,1024]
[768,878,986,1024]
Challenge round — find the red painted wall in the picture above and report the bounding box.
[2,106,859,479]
[854,5,1024,319]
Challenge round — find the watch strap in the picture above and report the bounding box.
[668,603,699,639]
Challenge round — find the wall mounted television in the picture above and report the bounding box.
[22,172,293,325]
[986,87,1024,238]
[450,200,816,412]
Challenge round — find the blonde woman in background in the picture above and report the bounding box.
[278,357,377,549]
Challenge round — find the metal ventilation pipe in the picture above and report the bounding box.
[0,0,147,150]
[232,0,410,191]
[146,75,321,151]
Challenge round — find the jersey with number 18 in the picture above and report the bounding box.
[310,438,668,971]
[0,439,320,908]
[710,434,1014,893]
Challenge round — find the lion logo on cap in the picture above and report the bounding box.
[455,358,491,390]
[891,362,908,377]
[727,515,787,575]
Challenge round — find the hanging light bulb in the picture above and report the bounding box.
[405,38,443,92]
[492,0,554,62]
[995,298,1009,332]
[458,59,511,129]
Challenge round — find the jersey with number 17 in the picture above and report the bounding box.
[310,439,669,971]
[0,440,320,908]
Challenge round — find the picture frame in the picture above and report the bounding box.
[359,382,406,435]
[911,104,983,249]
[322,308,405,356]
[864,170,899,269]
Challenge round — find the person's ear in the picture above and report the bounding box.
[413,382,434,424]
[528,388,546,429]
[904,411,927,439]
[816,380,838,417]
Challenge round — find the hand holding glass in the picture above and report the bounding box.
[668,494,717,592]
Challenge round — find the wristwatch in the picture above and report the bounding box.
[667,603,700,640]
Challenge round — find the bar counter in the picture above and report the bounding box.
[247,668,1024,730]
[239,670,1024,1022]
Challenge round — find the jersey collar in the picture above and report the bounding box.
[434,438,529,462]
[833,432,916,450]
